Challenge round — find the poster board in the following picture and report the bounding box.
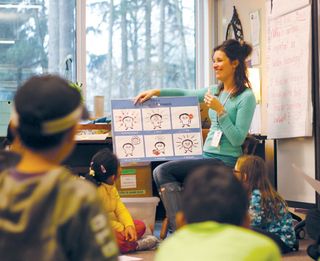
[266,4,312,139]
[111,97,203,162]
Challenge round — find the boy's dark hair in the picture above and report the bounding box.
[86,148,119,186]
[182,165,248,226]
[14,75,83,150]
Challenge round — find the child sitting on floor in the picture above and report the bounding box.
[234,155,298,254]
[85,148,159,254]
[155,165,281,261]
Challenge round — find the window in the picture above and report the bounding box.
[85,0,197,116]
[0,0,77,101]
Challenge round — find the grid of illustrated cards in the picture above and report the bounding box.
[111,97,203,162]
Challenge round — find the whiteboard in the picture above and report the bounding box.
[266,5,312,139]
[277,138,315,204]
[266,0,310,18]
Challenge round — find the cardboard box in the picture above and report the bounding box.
[122,197,160,235]
[116,162,153,197]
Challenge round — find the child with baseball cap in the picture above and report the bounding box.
[0,75,118,260]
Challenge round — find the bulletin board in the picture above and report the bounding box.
[111,97,203,162]
[266,2,312,139]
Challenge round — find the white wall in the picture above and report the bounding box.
[214,0,316,204]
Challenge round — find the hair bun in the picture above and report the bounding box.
[240,41,252,59]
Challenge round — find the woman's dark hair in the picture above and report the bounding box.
[85,148,119,186]
[213,39,252,97]
[14,75,82,150]
[182,165,248,226]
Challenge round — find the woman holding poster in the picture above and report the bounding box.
[135,39,256,231]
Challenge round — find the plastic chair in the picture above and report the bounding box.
[241,134,259,155]
[290,212,306,239]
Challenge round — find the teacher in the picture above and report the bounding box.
[135,39,256,231]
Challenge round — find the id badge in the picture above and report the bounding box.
[211,130,223,147]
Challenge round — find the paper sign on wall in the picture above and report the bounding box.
[266,5,312,139]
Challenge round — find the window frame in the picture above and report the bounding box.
[76,0,212,105]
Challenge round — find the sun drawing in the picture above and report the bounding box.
[176,134,199,153]
[116,111,139,130]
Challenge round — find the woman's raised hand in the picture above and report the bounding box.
[134,89,160,104]
[204,91,225,115]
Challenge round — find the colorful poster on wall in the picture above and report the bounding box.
[111,97,203,162]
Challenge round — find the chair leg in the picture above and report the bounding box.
[160,217,169,240]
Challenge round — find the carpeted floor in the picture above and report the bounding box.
[124,220,315,261]
[124,238,314,260]
[282,239,314,261]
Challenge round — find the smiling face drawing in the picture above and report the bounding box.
[150,113,163,129]
[122,116,134,130]
[122,142,134,156]
[179,113,192,127]
[182,139,193,151]
[153,141,166,155]
[176,134,199,154]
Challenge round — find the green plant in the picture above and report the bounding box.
[69,82,84,102]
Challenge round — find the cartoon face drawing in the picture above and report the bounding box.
[150,113,163,129]
[179,113,192,127]
[122,142,134,156]
[153,141,166,155]
[122,116,134,130]
[181,139,193,153]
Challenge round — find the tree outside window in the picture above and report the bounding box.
[86,0,196,116]
[0,0,76,101]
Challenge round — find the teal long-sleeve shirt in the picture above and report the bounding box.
[160,86,256,163]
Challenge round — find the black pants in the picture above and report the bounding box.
[153,158,228,189]
[306,208,320,241]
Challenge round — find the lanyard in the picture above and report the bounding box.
[215,89,235,128]
[221,92,232,106]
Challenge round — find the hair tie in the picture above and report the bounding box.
[89,168,95,177]
[100,165,107,173]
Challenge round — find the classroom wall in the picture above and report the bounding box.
[214,0,316,204]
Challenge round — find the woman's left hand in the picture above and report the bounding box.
[204,93,225,114]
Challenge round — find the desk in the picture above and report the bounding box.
[64,134,267,173]
[63,138,113,175]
